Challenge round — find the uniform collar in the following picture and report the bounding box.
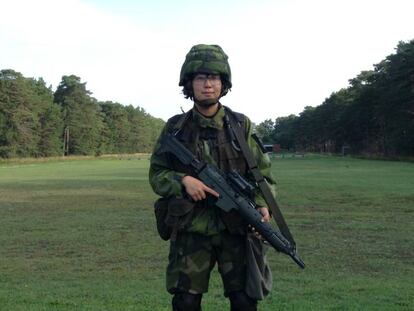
[192,103,225,129]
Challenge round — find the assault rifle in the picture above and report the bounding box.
[160,133,305,269]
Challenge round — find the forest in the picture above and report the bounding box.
[1,40,413,159]
[0,72,164,158]
[255,40,414,157]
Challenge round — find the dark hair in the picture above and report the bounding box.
[181,75,231,100]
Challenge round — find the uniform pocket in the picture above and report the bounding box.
[166,197,195,230]
[154,197,172,241]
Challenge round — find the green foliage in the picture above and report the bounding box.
[256,39,414,157]
[0,70,63,158]
[0,156,412,310]
[38,104,64,156]
[100,101,132,153]
[254,119,275,144]
[54,75,104,155]
[99,102,164,154]
[0,72,165,158]
[273,115,298,150]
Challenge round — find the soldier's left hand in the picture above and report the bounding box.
[249,207,270,239]
[258,207,270,222]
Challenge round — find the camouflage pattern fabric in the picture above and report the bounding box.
[179,44,232,87]
[167,231,246,296]
[149,105,276,209]
[149,105,276,236]
[149,104,277,297]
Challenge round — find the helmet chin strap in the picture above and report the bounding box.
[194,98,218,107]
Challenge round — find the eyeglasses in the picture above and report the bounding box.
[193,74,221,85]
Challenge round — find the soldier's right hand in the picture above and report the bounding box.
[182,175,219,202]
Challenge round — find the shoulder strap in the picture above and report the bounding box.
[168,109,192,136]
[224,107,296,247]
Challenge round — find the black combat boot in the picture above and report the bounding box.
[172,292,202,311]
[228,291,257,311]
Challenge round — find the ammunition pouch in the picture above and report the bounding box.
[154,197,195,241]
[154,197,171,241]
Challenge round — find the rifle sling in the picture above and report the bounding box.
[226,109,296,247]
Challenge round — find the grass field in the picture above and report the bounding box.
[0,155,413,310]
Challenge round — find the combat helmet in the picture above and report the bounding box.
[179,44,232,97]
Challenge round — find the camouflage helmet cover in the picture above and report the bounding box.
[179,44,232,87]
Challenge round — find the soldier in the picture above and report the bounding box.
[149,44,276,311]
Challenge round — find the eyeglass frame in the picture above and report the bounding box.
[192,74,222,85]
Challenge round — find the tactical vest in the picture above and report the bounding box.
[165,106,249,233]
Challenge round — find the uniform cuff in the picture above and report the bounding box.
[255,196,267,207]
[171,173,187,197]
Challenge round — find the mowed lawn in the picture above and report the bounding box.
[0,155,413,311]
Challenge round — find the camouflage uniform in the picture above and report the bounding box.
[149,105,276,295]
[148,44,276,309]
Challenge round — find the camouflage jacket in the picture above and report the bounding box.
[149,105,276,235]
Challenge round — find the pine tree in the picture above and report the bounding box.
[54,75,103,155]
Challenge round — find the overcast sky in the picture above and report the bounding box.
[1,0,413,124]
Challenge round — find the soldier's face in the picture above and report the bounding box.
[192,74,222,105]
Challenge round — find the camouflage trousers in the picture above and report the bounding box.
[166,230,247,296]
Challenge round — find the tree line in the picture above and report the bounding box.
[256,40,414,157]
[0,71,164,158]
